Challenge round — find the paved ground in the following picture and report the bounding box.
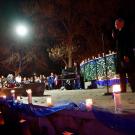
[21,86,135,114]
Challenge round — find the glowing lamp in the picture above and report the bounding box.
[15,24,28,37]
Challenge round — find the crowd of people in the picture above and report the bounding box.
[0,71,82,90]
[0,73,58,89]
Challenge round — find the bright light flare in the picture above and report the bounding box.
[15,24,28,37]
[85,98,93,111]
[11,90,15,93]
[112,84,121,93]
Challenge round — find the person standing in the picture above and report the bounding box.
[48,73,55,90]
[112,18,135,92]
[54,74,58,89]
[73,62,81,89]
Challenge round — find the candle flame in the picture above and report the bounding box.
[112,84,121,93]
[86,99,93,106]
[3,95,6,99]
[17,96,20,101]
[46,97,52,106]
[26,89,32,94]
[11,90,15,93]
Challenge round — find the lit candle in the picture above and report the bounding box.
[63,131,73,135]
[112,84,121,93]
[109,50,111,54]
[112,84,122,113]
[3,95,6,100]
[26,89,32,104]
[17,96,21,102]
[46,97,52,107]
[11,90,15,100]
[85,98,93,111]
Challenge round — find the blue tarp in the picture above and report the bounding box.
[93,107,135,135]
[0,98,135,134]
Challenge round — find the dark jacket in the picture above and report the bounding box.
[114,28,135,73]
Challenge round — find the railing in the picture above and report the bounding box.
[80,53,117,81]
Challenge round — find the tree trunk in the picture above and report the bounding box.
[67,35,73,68]
[68,46,72,68]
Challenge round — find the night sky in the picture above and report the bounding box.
[0,0,135,76]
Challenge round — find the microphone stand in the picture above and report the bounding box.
[101,32,111,95]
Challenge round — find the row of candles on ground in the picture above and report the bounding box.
[2,89,53,107]
[2,84,122,113]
